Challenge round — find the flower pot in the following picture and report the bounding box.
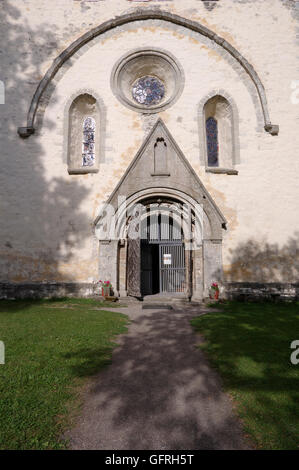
[209,289,219,300]
[101,287,110,298]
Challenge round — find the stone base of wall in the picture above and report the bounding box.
[0,282,298,301]
[225,283,299,302]
[0,282,100,300]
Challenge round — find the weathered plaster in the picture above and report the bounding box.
[17,10,278,135]
[0,0,298,296]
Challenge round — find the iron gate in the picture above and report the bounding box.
[159,243,186,293]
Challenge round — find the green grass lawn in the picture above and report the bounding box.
[191,301,299,450]
[0,298,129,450]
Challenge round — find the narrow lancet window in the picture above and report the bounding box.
[206,117,219,167]
[82,117,96,167]
[154,137,168,174]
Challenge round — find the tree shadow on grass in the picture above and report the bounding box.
[191,301,299,449]
[63,346,117,378]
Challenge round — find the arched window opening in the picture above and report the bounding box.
[203,95,236,172]
[82,117,96,167]
[67,93,100,174]
[206,117,219,167]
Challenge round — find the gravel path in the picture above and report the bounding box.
[66,303,251,450]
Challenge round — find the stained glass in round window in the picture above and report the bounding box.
[132,76,165,106]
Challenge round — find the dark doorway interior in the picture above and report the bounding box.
[141,241,160,295]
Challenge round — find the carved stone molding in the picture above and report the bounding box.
[110,48,184,114]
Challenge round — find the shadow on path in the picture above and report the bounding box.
[66,305,251,450]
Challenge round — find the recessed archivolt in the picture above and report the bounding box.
[17,9,279,138]
[95,186,225,242]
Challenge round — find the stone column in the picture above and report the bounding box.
[203,239,223,298]
[192,245,203,301]
[99,240,119,296]
[118,239,127,297]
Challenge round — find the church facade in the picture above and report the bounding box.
[0,0,298,300]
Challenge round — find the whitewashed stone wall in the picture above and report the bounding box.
[0,0,298,293]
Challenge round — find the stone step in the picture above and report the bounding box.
[119,296,204,308]
[142,304,173,310]
[142,295,189,302]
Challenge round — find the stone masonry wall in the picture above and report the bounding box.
[0,0,298,296]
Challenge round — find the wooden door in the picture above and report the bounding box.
[127,236,141,297]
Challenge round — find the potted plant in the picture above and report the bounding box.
[209,282,220,300]
[98,280,111,298]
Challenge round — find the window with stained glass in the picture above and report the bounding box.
[82,117,95,167]
[206,117,219,167]
[132,76,165,106]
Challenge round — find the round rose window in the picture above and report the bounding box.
[132,76,165,106]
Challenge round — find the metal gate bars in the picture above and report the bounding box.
[159,243,186,293]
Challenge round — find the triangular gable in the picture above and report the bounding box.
[105,119,226,228]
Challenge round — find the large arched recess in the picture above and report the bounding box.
[18,9,279,137]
